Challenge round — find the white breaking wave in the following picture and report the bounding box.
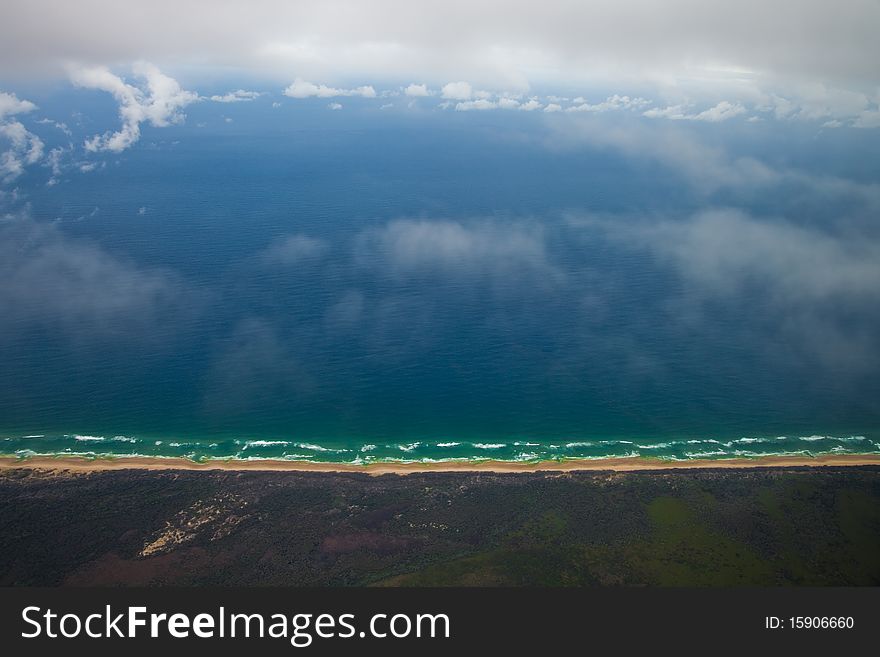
[295,443,350,453]
[242,440,290,449]
[4,431,875,464]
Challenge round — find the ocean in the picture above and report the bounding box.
[1,96,878,464]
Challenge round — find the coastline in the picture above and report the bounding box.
[1,453,879,475]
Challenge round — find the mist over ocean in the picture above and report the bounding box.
[1,92,879,464]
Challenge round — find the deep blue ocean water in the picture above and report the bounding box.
[1,94,878,463]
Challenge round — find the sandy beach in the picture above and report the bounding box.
[1,453,878,475]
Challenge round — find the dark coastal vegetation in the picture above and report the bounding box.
[1,467,878,586]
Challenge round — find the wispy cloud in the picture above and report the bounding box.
[571,208,880,375]
[0,212,196,341]
[201,318,315,417]
[208,89,262,103]
[355,218,561,286]
[261,234,328,265]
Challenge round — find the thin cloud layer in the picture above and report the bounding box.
[2,1,878,96]
[356,219,559,284]
[574,208,880,374]
[0,213,193,340]
[261,234,328,265]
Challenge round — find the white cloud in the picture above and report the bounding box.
[692,100,747,122]
[565,94,649,113]
[497,97,520,109]
[455,99,496,111]
[404,83,431,97]
[543,103,562,113]
[46,146,64,177]
[209,89,261,102]
[519,99,542,111]
[0,122,44,171]
[328,102,343,110]
[283,78,337,98]
[283,78,375,99]
[642,104,690,120]
[352,85,377,98]
[69,62,198,152]
[441,81,472,100]
[0,91,36,119]
[644,100,746,122]
[0,91,43,183]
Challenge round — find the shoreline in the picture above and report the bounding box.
[1,453,879,475]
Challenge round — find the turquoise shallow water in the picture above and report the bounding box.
[3,432,878,464]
